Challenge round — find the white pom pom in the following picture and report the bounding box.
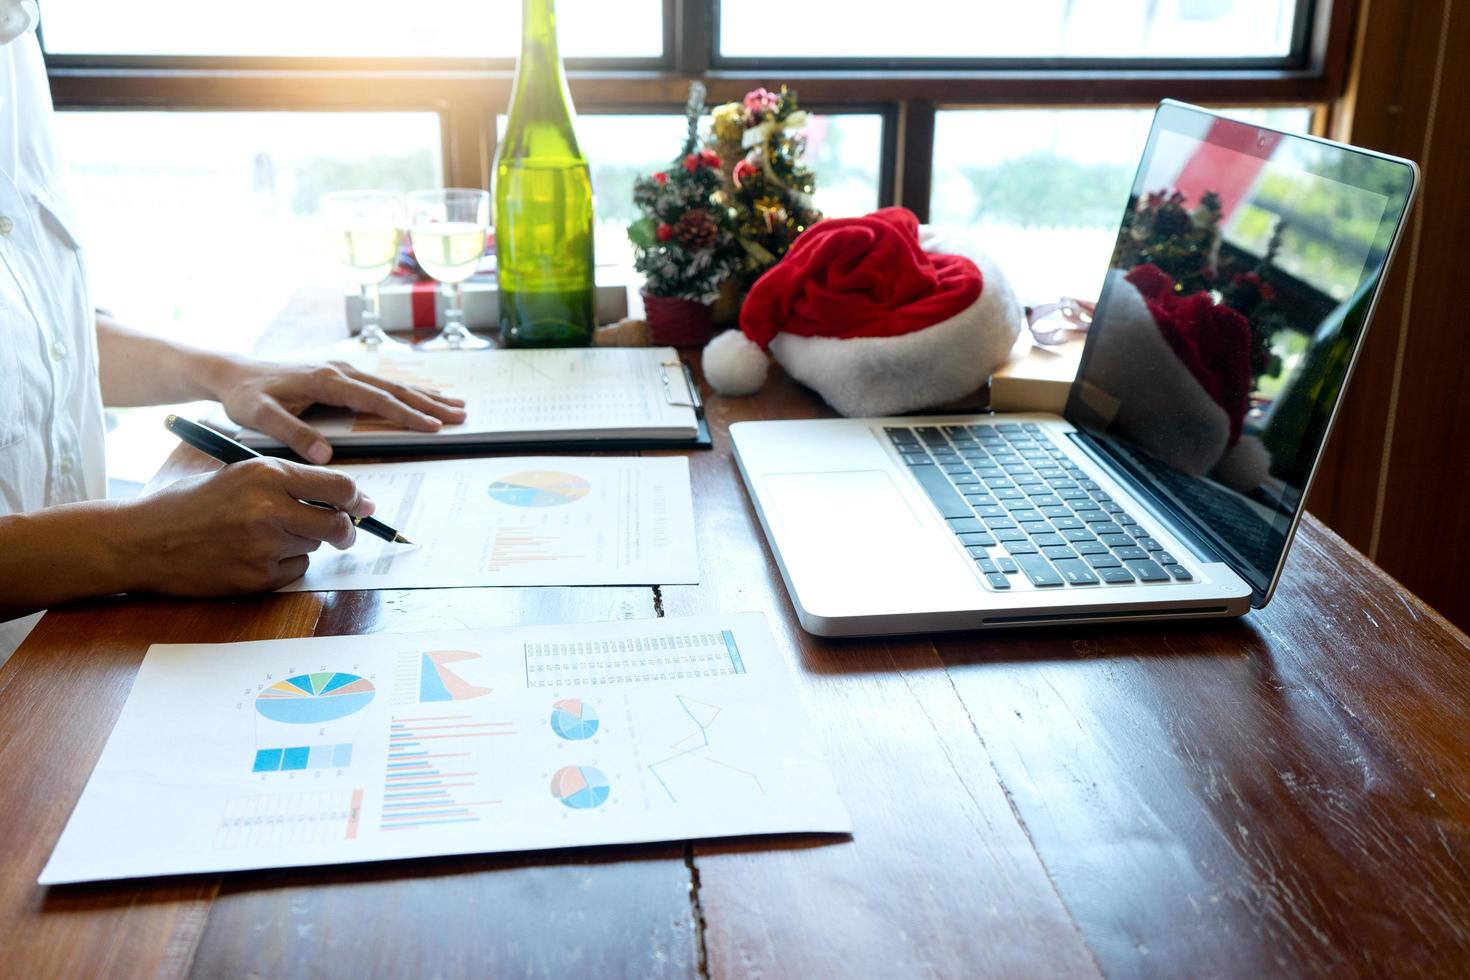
[703,329,769,396]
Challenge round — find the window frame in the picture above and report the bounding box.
[38,0,1356,220]
[709,0,1323,72]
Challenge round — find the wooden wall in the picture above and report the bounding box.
[1309,0,1470,630]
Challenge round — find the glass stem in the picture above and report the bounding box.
[360,281,388,346]
[442,282,468,346]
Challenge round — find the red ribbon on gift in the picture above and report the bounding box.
[408,280,438,331]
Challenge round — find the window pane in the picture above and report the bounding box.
[928,106,1312,306]
[43,0,662,59]
[722,0,1301,60]
[52,111,441,491]
[805,114,883,217]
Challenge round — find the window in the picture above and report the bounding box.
[52,111,442,493]
[929,106,1314,305]
[719,0,1306,61]
[41,0,665,59]
[804,114,885,218]
[54,111,442,354]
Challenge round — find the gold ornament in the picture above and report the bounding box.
[712,103,747,144]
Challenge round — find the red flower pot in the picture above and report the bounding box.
[642,292,715,348]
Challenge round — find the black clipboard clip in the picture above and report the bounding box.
[660,359,705,417]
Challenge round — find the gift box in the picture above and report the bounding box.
[988,331,1086,414]
[346,271,632,335]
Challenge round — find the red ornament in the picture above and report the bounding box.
[682,153,700,173]
[656,223,674,242]
[732,158,757,189]
[653,171,668,185]
[699,148,721,168]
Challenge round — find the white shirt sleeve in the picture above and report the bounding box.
[0,32,108,664]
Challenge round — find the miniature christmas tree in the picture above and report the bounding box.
[1112,187,1287,384]
[708,86,823,291]
[627,83,740,304]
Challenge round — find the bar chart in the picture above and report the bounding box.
[379,714,516,832]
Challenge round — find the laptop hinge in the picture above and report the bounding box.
[1064,429,1263,600]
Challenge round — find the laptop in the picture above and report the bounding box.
[730,100,1417,637]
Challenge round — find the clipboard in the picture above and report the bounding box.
[236,351,712,460]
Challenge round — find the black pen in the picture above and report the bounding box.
[164,415,414,545]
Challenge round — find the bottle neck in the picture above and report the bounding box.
[520,0,561,67]
[502,0,581,158]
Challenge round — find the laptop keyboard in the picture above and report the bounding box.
[884,422,1193,590]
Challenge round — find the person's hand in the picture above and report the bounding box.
[212,357,467,463]
[117,457,374,595]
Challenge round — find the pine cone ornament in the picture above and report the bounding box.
[674,209,718,251]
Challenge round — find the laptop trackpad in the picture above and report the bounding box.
[762,469,925,558]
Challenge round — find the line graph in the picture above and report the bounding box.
[646,696,764,803]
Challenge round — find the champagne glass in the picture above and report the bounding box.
[407,188,493,351]
[321,190,409,353]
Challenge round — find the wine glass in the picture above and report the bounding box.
[321,190,410,353]
[407,188,493,351]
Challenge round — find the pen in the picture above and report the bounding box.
[164,415,414,546]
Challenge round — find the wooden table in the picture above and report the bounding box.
[4,342,1470,978]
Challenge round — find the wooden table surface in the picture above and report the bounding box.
[3,333,1470,977]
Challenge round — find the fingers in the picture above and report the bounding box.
[273,532,325,560]
[335,362,468,418]
[314,369,448,433]
[272,555,310,588]
[272,502,357,551]
[271,460,374,518]
[247,399,335,464]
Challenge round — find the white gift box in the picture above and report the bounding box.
[346,271,633,334]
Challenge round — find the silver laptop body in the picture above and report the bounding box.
[731,101,1418,637]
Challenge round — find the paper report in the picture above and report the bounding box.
[40,613,852,884]
[285,455,698,591]
[237,347,701,448]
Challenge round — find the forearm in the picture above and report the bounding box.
[95,312,245,407]
[0,501,141,620]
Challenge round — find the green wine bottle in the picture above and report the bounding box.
[494,0,596,347]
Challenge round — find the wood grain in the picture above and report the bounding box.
[186,584,707,980]
[1310,0,1470,632]
[5,337,1470,977]
[0,591,326,978]
[657,361,1100,978]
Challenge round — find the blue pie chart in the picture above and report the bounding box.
[551,765,610,809]
[550,699,599,740]
[487,471,590,508]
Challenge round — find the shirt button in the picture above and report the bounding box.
[0,215,12,235]
[59,455,75,475]
[51,340,69,360]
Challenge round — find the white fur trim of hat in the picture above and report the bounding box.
[704,230,1024,417]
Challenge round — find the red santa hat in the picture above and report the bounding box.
[1082,262,1270,489]
[703,207,1024,417]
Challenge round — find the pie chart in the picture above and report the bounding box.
[550,699,599,740]
[256,672,376,724]
[487,471,591,508]
[550,765,610,809]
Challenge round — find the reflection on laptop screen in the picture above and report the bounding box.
[1065,102,1414,599]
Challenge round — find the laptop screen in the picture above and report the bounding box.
[1064,101,1415,603]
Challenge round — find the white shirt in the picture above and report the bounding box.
[0,31,107,663]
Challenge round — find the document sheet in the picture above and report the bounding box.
[238,347,700,448]
[40,613,852,884]
[284,455,698,591]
